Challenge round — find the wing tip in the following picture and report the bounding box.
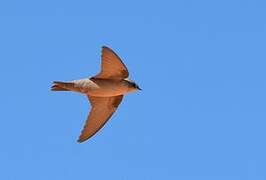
[77,133,93,143]
[77,139,83,143]
[102,45,116,54]
[102,45,110,50]
[77,137,87,143]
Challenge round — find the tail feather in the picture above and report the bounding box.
[51,85,69,91]
[51,81,74,91]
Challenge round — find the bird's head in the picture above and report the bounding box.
[125,79,141,92]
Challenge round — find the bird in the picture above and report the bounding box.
[51,46,141,143]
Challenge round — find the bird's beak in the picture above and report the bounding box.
[137,86,142,90]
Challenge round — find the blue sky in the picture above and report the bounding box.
[0,0,266,179]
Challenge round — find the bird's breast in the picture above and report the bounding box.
[73,78,128,97]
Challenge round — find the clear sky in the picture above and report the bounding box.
[0,0,266,179]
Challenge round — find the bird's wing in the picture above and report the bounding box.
[94,46,129,79]
[77,95,123,143]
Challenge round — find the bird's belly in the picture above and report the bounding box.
[74,78,127,97]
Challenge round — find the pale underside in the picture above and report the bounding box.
[71,78,129,97]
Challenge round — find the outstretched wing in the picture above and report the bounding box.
[94,46,129,79]
[77,95,123,143]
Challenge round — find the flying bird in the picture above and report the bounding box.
[51,46,141,143]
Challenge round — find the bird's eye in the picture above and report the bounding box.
[130,83,136,88]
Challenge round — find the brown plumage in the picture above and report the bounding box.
[51,46,141,143]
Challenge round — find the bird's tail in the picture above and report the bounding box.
[51,81,74,91]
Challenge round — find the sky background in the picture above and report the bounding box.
[0,0,266,179]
